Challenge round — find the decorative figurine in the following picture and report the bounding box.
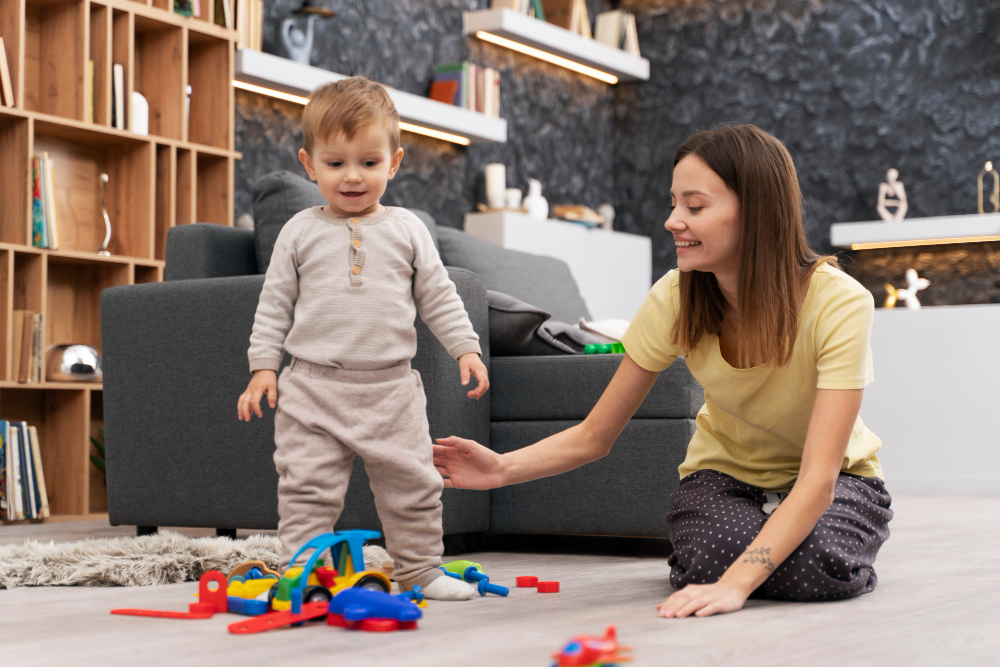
[130,91,149,136]
[45,344,102,382]
[281,0,335,66]
[876,168,907,222]
[884,269,930,310]
[597,203,615,230]
[98,173,111,256]
[978,161,999,215]
[523,178,548,221]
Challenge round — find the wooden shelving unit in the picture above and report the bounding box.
[0,0,238,523]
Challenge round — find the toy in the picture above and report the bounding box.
[441,559,509,597]
[552,625,632,667]
[537,581,560,593]
[226,561,282,615]
[326,588,423,632]
[112,570,228,619]
[229,588,329,634]
[271,530,391,611]
[516,576,539,587]
[584,343,624,355]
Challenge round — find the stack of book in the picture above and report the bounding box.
[10,310,44,384]
[0,36,14,108]
[430,62,501,118]
[237,0,264,51]
[1,420,50,521]
[31,153,61,250]
[595,9,640,57]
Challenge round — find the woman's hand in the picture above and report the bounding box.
[237,370,278,421]
[458,352,489,399]
[657,580,751,618]
[433,436,505,489]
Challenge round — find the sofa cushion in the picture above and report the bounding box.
[437,226,591,323]
[487,290,578,356]
[490,355,704,421]
[251,170,439,272]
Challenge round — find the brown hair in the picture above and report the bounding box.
[670,124,837,368]
[302,77,400,154]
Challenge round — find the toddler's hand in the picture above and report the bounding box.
[238,370,278,421]
[458,353,489,399]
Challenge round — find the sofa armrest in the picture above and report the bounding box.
[164,223,257,281]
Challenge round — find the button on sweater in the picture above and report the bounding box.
[248,206,481,372]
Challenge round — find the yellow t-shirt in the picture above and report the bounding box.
[620,262,883,492]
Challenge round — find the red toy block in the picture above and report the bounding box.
[537,581,560,593]
[516,576,538,587]
[228,602,330,634]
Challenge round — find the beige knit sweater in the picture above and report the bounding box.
[247,206,481,372]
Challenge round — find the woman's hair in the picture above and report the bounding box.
[670,123,837,368]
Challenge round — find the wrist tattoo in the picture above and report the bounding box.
[742,547,776,573]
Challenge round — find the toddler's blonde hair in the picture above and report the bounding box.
[302,76,400,154]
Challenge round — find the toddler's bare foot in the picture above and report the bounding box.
[422,575,475,600]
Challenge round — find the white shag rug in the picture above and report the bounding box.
[0,530,391,589]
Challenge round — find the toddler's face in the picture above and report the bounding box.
[299,124,404,218]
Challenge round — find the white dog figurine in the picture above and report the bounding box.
[884,269,930,310]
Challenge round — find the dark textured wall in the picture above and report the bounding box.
[615,0,1000,304]
[235,0,613,230]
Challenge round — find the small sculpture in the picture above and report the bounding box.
[597,203,615,231]
[130,91,149,135]
[884,269,930,310]
[45,344,102,382]
[978,161,999,214]
[281,1,335,65]
[97,173,111,256]
[523,179,548,221]
[876,168,907,222]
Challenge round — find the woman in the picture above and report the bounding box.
[433,124,893,618]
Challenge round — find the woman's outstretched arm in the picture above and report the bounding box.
[433,353,660,490]
[657,387,864,618]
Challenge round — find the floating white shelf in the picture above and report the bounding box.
[830,213,1000,250]
[463,9,650,83]
[464,211,651,321]
[234,49,508,145]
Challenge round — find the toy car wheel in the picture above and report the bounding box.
[353,575,390,593]
[302,585,333,605]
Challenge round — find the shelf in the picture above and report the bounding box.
[234,49,508,145]
[830,214,1000,250]
[463,9,650,84]
[0,381,102,390]
[0,242,165,267]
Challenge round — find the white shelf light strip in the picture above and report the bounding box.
[233,49,507,145]
[463,9,650,84]
[830,214,1000,250]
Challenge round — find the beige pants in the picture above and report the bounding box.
[273,357,444,588]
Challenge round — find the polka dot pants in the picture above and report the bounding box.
[666,469,893,602]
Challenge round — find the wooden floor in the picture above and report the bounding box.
[2,494,998,666]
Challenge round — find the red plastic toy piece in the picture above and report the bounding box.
[327,614,419,632]
[537,581,560,593]
[227,602,330,634]
[112,570,229,619]
[516,576,538,587]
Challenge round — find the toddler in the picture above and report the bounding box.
[237,77,488,601]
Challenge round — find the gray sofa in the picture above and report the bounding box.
[100,172,703,545]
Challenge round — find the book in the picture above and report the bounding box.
[16,422,36,519]
[29,426,49,519]
[112,62,125,130]
[0,36,14,108]
[44,153,60,250]
[18,310,33,383]
[34,155,50,248]
[31,157,44,248]
[34,313,43,382]
[595,10,640,57]
[9,424,23,519]
[429,79,459,106]
[0,421,7,516]
[11,310,24,381]
[432,62,469,109]
[215,0,232,29]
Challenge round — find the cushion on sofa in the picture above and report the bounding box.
[437,226,591,324]
[251,170,440,272]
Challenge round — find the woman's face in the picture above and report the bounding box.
[665,154,741,277]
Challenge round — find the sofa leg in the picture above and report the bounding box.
[443,531,484,556]
[136,526,158,537]
[216,528,238,539]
